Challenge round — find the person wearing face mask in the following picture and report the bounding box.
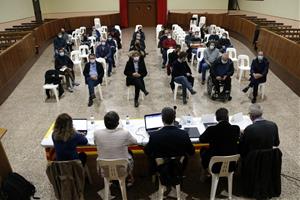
[96,39,113,77]
[129,41,146,58]
[132,25,145,41]
[124,51,149,107]
[91,26,101,42]
[53,32,67,55]
[109,26,122,49]
[210,53,234,100]
[83,54,104,107]
[60,28,73,52]
[55,48,79,92]
[130,36,146,51]
[158,29,169,53]
[242,51,269,103]
[171,52,197,104]
[185,29,194,50]
[200,41,220,84]
[217,33,232,53]
[162,34,177,68]
[208,30,220,42]
[167,45,181,76]
[187,31,202,62]
[106,35,117,68]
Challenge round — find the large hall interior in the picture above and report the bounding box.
[0,0,299,199]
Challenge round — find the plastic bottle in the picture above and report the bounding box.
[126,115,130,125]
[90,115,95,130]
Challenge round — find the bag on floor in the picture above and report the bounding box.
[2,172,40,200]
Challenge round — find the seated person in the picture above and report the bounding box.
[81,33,90,46]
[132,25,145,41]
[200,41,220,84]
[83,54,104,107]
[158,29,169,53]
[217,32,232,53]
[162,33,177,68]
[91,26,101,41]
[129,40,146,58]
[55,48,79,92]
[158,25,165,41]
[53,32,67,55]
[144,107,195,175]
[124,51,149,107]
[96,39,113,77]
[200,25,209,41]
[167,44,181,76]
[109,26,122,49]
[44,69,64,99]
[106,35,117,68]
[171,52,196,104]
[208,30,220,42]
[61,28,73,52]
[184,29,194,49]
[94,111,137,186]
[52,113,88,165]
[210,53,234,100]
[186,31,202,62]
[199,108,240,181]
[242,51,269,103]
[130,33,146,51]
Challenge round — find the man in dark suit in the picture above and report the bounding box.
[144,107,195,174]
[96,39,113,77]
[239,104,280,157]
[199,108,240,180]
[124,51,149,107]
[242,51,269,103]
[83,54,104,107]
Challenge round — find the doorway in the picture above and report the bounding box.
[128,0,157,27]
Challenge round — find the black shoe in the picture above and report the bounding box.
[183,99,188,104]
[201,80,205,85]
[46,95,51,99]
[190,90,197,95]
[228,96,232,101]
[242,86,249,93]
[107,73,111,77]
[88,99,93,107]
[162,65,166,69]
[251,98,256,104]
[59,92,64,98]
[144,91,149,96]
[90,94,96,100]
[134,101,139,107]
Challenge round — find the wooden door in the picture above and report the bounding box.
[128,0,157,27]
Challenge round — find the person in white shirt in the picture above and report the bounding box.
[94,111,137,186]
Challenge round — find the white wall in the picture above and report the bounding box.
[0,0,34,23]
[168,0,229,11]
[238,0,300,21]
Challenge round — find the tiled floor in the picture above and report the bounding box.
[0,27,299,199]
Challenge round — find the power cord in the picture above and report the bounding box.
[134,126,147,145]
[281,173,300,187]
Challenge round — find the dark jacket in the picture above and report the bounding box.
[53,36,67,50]
[130,39,145,50]
[54,55,74,70]
[250,57,269,83]
[172,59,192,78]
[132,30,145,41]
[52,133,88,161]
[167,51,179,75]
[218,38,231,48]
[44,69,61,85]
[124,58,147,86]
[239,119,279,157]
[210,57,234,77]
[96,44,111,58]
[208,34,220,42]
[83,61,104,84]
[144,126,195,158]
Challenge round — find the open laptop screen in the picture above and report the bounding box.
[144,113,163,131]
[73,118,88,134]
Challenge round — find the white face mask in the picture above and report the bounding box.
[210,45,215,50]
[101,42,106,46]
[133,57,139,61]
[167,35,172,39]
[58,35,62,38]
[108,37,112,40]
[257,55,263,60]
[195,35,200,38]
[222,36,226,39]
[221,59,228,64]
[90,59,96,63]
[59,52,64,56]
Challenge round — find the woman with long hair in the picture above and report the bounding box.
[52,113,88,165]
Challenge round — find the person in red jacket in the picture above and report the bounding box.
[162,33,177,68]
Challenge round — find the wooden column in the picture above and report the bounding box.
[32,0,43,23]
[0,128,12,185]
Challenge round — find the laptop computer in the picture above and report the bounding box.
[73,118,88,135]
[144,113,163,134]
[184,127,200,138]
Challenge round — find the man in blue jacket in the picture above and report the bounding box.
[96,39,113,77]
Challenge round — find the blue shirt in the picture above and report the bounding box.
[89,62,98,77]
[134,61,139,72]
[53,132,88,161]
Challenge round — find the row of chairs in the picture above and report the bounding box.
[190,14,206,28]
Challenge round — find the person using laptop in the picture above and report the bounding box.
[144,107,195,174]
[199,108,240,181]
[52,113,88,166]
[94,111,138,186]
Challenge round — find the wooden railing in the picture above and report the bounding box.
[0,13,120,104]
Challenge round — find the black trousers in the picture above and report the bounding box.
[249,78,265,98]
[59,68,75,87]
[212,76,231,93]
[130,78,146,101]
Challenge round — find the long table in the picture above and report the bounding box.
[41,116,252,161]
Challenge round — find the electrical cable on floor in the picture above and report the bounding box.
[281,173,300,187]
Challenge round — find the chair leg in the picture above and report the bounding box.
[52,88,59,102]
[119,178,128,200]
[260,85,265,100]
[174,85,178,101]
[227,173,233,200]
[158,180,165,200]
[104,178,110,200]
[210,174,219,200]
[127,88,130,101]
[238,69,243,83]
[98,85,103,100]
[176,184,181,200]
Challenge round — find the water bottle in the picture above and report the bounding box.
[187,114,192,126]
[90,115,95,130]
[126,115,130,125]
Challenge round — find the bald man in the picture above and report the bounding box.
[210,53,234,100]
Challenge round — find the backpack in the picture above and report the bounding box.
[2,172,40,200]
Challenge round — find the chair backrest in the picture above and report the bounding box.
[79,45,89,55]
[172,24,179,31]
[237,54,250,68]
[204,34,211,43]
[75,28,81,36]
[79,26,86,34]
[94,18,101,29]
[210,24,217,33]
[199,16,206,26]
[135,24,142,32]
[88,36,96,46]
[208,154,240,177]
[196,47,206,61]
[96,57,107,72]
[70,50,81,62]
[97,159,128,180]
[226,48,237,59]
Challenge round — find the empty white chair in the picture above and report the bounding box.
[70,50,83,75]
[208,155,240,200]
[135,24,142,32]
[237,55,250,83]
[199,16,206,27]
[94,18,101,29]
[43,84,59,102]
[78,45,90,62]
[96,57,108,86]
[127,86,144,101]
[156,24,163,43]
[196,47,206,72]
[79,26,86,35]
[190,14,198,27]
[226,48,238,67]
[97,159,128,200]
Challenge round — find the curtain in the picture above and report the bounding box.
[157,0,167,25]
[119,0,128,28]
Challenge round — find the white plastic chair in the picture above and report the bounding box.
[199,16,206,27]
[237,55,250,83]
[71,31,80,47]
[78,45,90,62]
[190,14,198,27]
[97,159,128,200]
[96,57,108,86]
[135,24,142,32]
[166,48,175,66]
[208,154,240,200]
[79,26,86,35]
[196,47,206,72]
[43,84,59,102]
[226,48,238,67]
[156,24,163,43]
[113,39,119,60]
[127,86,144,100]
[70,50,83,76]
[88,36,96,53]
[209,24,217,34]
[204,34,211,44]
[174,82,191,101]
[97,84,104,100]
[248,83,266,100]
[114,25,122,44]
[94,18,101,29]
